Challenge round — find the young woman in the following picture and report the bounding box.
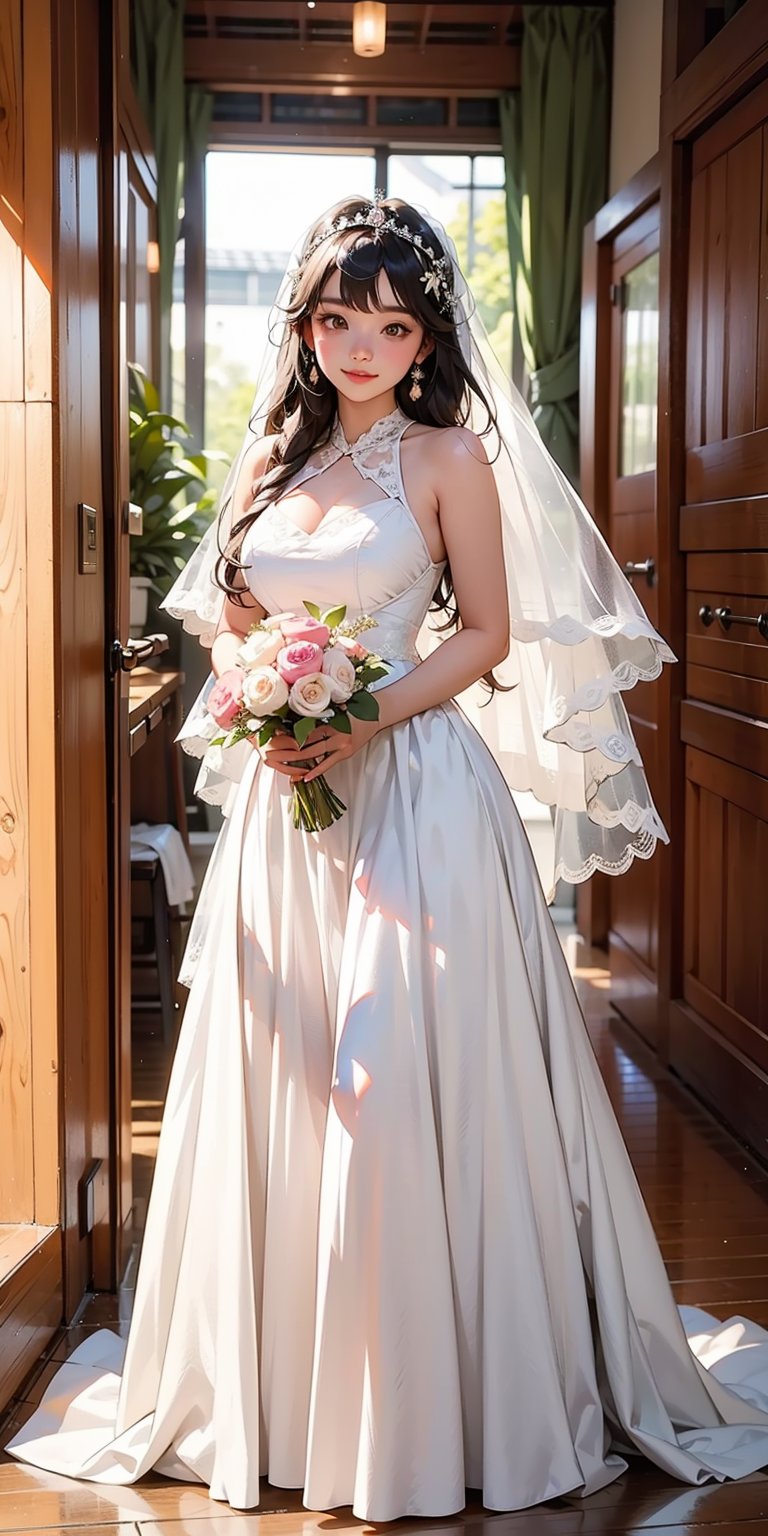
[7,194,768,1519]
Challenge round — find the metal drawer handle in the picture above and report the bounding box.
[622,557,656,586]
[698,604,768,641]
[111,633,170,673]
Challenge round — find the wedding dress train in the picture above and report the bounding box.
[7,406,768,1520]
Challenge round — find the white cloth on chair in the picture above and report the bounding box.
[130,822,195,907]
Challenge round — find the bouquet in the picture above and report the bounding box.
[206,601,391,832]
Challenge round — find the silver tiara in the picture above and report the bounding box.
[293,189,458,316]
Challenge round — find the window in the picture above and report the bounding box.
[199,151,376,482]
[388,154,512,372]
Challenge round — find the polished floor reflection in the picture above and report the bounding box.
[2,936,768,1533]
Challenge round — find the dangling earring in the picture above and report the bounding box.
[409,363,425,401]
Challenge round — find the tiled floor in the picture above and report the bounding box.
[3,936,768,1533]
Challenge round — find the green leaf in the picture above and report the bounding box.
[329,710,352,734]
[355,664,388,686]
[322,604,346,629]
[257,720,279,746]
[346,690,380,721]
[293,715,316,748]
[303,600,322,620]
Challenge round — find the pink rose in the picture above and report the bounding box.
[208,669,244,727]
[280,616,331,648]
[335,634,369,661]
[276,640,325,686]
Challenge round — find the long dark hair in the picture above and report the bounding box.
[215,194,500,656]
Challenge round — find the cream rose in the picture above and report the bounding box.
[238,628,282,670]
[321,645,357,703]
[242,665,289,715]
[262,610,300,631]
[288,671,333,717]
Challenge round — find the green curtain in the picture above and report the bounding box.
[186,87,214,175]
[500,6,610,486]
[133,0,186,406]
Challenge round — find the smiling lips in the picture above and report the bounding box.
[343,369,378,380]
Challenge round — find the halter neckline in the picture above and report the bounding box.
[329,405,411,457]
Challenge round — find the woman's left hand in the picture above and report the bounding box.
[285,715,382,783]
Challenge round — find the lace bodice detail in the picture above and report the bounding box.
[305,407,413,504]
[241,406,446,662]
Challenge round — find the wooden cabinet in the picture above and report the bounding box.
[665,67,768,1148]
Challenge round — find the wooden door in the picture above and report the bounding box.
[607,207,663,1050]
[667,76,768,1152]
[103,3,162,1285]
[57,0,113,1307]
[580,162,664,1052]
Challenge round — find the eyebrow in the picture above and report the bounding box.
[316,297,413,317]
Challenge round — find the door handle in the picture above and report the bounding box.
[111,633,169,673]
[698,605,768,641]
[622,557,656,587]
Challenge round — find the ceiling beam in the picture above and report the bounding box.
[185,38,520,88]
[184,2,521,27]
[208,121,503,151]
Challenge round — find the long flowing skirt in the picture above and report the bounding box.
[7,697,768,1520]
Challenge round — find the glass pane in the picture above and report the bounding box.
[200,151,375,481]
[473,154,505,184]
[376,98,447,127]
[388,154,471,231]
[620,251,659,478]
[388,154,512,376]
[272,94,367,125]
[455,99,500,131]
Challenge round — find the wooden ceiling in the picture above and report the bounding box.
[185,4,525,91]
[183,2,612,147]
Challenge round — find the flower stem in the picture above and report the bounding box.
[290,773,347,832]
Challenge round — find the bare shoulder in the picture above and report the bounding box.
[406,419,492,470]
[242,431,281,480]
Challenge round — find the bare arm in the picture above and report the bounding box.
[210,436,277,678]
[376,427,509,729]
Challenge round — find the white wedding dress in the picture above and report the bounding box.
[8,405,768,1519]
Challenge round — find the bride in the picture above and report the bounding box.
[7,193,768,1520]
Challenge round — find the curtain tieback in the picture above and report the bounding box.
[529,343,580,409]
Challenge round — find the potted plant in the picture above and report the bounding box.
[128,363,226,635]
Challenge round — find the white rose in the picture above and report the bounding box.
[322,645,357,703]
[242,666,289,716]
[237,628,282,669]
[263,610,300,630]
[288,672,333,717]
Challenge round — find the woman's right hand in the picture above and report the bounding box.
[255,727,331,781]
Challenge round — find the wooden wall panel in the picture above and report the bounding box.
[687,123,767,451]
[683,750,768,1076]
[725,131,761,440]
[25,401,59,1224]
[0,0,62,1408]
[758,126,768,432]
[0,401,33,1220]
[0,0,24,402]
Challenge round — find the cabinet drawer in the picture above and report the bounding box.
[686,551,768,716]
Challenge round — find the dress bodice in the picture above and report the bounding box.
[242,405,447,662]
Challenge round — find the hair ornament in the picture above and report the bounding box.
[294,189,458,316]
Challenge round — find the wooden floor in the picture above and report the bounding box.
[3,935,768,1533]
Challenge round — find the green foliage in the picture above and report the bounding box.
[346,690,379,721]
[447,195,514,366]
[128,363,229,595]
[203,343,260,496]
